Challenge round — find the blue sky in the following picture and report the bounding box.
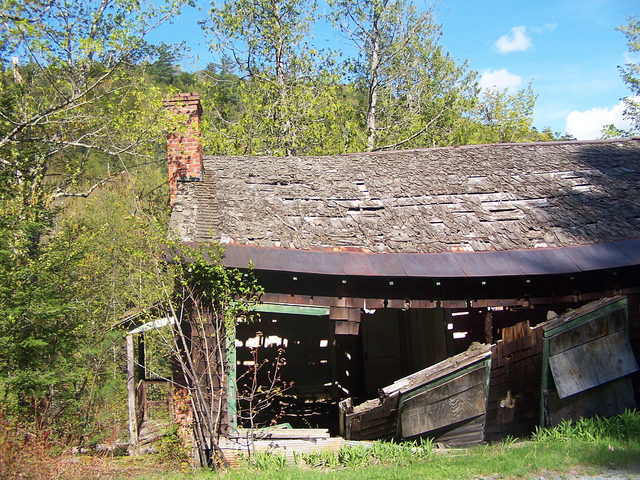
[151,0,638,139]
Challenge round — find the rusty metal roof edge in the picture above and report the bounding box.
[208,238,640,278]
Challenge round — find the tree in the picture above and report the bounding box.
[601,16,639,138]
[203,0,356,156]
[467,82,538,144]
[0,0,180,429]
[612,16,639,136]
[329,0,478,150]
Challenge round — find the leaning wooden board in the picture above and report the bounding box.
[341,343,493,444]
[398,354,492,444]
[540,296,639,427]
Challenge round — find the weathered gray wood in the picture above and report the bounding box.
[543,297,626,335]
[400,368,488,438]
[433,414,485,446]
[339,398,353,438]
[383,343,492,397]
[126,334,138,452]
[548,308,626,356]
[249,428,330,440]
[344,396,399,440]
[546,377,636,426]
[549,330,639,398]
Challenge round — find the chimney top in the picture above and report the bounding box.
[166,92,203,207]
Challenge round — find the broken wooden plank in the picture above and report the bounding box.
[382,343,492,398]
[400,367,488,437]
[545,377,636,427]
[549,330,639,398]
[245,428,330,440]
[432,414,485,446]
[344,396,399,441]
[540,296,638,427]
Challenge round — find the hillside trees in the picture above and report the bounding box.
[204,0,358,155]
[0,0,181,430]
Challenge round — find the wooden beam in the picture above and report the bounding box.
[136,333,145,380]
[126,334,138,453]
[252,303,330,316]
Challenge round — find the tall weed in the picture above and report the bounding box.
[0,409,55,480]
[534,409,640,443]
[242,451,287,471]
[300,439,434,470]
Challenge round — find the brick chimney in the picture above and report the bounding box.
[165,93,203,206]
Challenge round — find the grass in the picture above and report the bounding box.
[7,411,640,479]
[198,438,639,480]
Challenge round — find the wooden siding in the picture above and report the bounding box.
[541,296,638,427]
[486,321,544,442]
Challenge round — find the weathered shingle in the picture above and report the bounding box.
[170,139,640,254]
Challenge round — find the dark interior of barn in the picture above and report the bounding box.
[234,303,564,434]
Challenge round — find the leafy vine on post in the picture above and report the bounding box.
[151,240,263,468]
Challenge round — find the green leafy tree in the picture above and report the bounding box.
[618,16,640,133]
[0,0,180,430]
[467,82,538,144]
[203,0,356,156]
[603,16,639,137]
[329,0,478,150]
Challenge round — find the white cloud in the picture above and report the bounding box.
[495,26,532,54]
[531,23,557,34]
[479,69,523,91]
[565,99,635,140]
[623,50,640,65]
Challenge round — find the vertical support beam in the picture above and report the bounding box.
[226,323,237,432]
[137,332,146,381]
[126,334,138,452]
[484,312,493,344]
[539,333,550,428]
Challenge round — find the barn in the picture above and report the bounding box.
[129,93,640,457]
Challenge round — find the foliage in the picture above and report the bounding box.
[534,409,640,443]
[0,407,65,480]
[602,16,640,137]
[140,241,263,467]
[157,424,190,464]
[329,0,478,150]
[241,451,288,471]
[0,0,181,436]
[465,82,538,144]
[297,439,433,470]
[203,0,352,156]
[618,16,640,134]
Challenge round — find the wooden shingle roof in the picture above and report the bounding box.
[170,139,640,258]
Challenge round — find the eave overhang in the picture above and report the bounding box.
[212,238,640,278]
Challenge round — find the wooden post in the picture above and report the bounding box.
[484,312,493,344]
[126,334,138,453]
[137,332,146,381]
[226,323,237,432]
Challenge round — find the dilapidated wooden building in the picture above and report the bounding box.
[162,93,640,448]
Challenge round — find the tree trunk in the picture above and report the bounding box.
[367,14,380,151]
